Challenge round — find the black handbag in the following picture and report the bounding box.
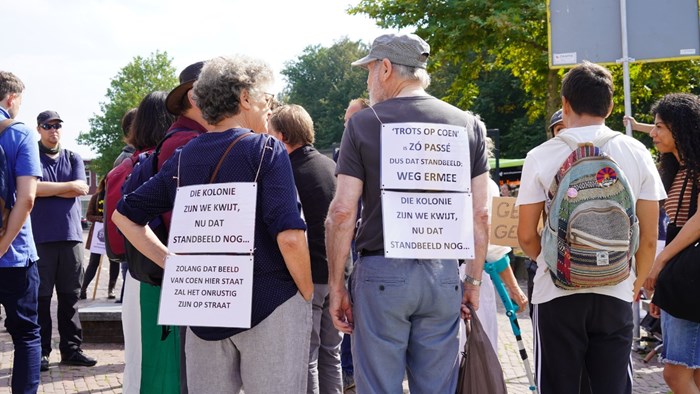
[652,175,700,323]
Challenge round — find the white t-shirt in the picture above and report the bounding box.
[516,125,666,304]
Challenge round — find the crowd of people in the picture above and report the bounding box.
[0,30,698,394]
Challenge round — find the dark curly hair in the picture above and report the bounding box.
[651,93,700,191]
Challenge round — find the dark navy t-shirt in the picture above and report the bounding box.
[32,149,86,244]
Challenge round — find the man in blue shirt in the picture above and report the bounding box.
[31,110,96,371]
[0,71,43,393]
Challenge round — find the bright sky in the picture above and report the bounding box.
[4,0,401,159]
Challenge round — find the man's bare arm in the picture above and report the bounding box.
[633,199,659,299]
[462,172,490,314]
[325,174,362,333]
[36,180,88,198]
[517,202,545,260]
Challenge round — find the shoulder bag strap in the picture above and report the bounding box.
[209,132,254,183]
[673,172,693,223]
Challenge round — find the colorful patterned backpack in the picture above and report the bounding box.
[541,131,639,289]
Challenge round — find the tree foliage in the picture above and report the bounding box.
[349,0,700,155]
[281,37,370,149]
[78,51,178,176]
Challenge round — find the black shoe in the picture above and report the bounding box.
[79,291,87,300]
[107,289,116,299]
[60,349,97,367]
[40,355,49,372]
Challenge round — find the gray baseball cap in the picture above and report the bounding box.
[351,33,430,69]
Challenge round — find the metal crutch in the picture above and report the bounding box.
[484,255,538,393]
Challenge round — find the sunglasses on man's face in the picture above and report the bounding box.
[40,123,62,130]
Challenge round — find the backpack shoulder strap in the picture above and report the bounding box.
[592,130,621,148]
[0,119,19,135]
[554,133,579,151]
[556,129,621,151]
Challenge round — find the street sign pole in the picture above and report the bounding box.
[618,0,634,136]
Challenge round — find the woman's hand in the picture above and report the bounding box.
[506,284,529,313]
[643,255,668,293]
[649,302,661,318]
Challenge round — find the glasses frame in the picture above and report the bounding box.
[40,123,63,130]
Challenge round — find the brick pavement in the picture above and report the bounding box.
[0,239,670,393]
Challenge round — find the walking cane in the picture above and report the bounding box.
[484,255,538,393]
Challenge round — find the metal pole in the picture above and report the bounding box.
[619,0,634,136]
[620,0,641,346]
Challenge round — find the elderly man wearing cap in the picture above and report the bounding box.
[31,110,95,371]
[325,33,490,392]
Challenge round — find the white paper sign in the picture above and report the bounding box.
[381,191,475,259]
[381,122,471,192]
[553,52,577,65]
[158,255,254,328]
[168,182,256,254]
[89,221,106,255]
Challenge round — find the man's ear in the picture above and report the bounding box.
[380,58,392,81]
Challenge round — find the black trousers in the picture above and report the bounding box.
[36,241,84,357]
[534,293,633,394]
[82,253,120,293]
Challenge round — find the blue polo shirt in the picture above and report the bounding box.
[118,128,306,340]
[0,107,42,268]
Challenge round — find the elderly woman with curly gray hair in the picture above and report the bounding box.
[113,55,313,393]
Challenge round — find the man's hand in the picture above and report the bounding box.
[461,284,480,320]
[61,180,89,197]
[329,286,353,334]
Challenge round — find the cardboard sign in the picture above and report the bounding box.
[168,182,256,254]
[158,255,254,328]
[490,197,520,248]
[382,191,475,259]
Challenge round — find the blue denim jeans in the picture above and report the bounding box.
[0,261,41,393]
[350,256,461,393]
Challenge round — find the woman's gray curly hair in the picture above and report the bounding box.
[193,55,274,125]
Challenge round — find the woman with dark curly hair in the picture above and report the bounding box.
[644,93,700,393]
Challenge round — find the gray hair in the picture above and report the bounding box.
[391,63,431,89]
[193,55,274,125]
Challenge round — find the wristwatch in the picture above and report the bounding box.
[464,274,482,286]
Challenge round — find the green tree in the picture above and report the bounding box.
[349,0,700,152]
[281,37,370,148]
[78,51,178,175]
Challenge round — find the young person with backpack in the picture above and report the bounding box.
[516,61,666,393]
